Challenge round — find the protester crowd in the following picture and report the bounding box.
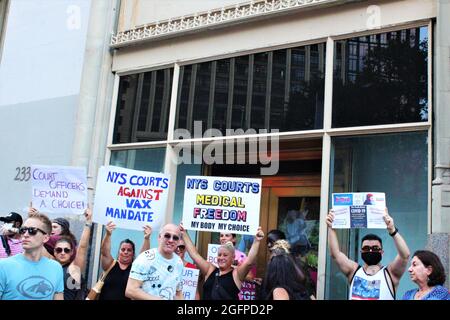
[0,206,449,300]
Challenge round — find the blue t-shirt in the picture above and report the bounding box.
[0,254,64,300]
[129,248,184,300]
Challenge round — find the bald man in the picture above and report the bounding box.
[126,224,184,300]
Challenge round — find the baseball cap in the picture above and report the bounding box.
[0,212,23,226]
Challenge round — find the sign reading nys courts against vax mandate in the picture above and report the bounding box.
[93,166,170,231]
[31,165,87,215]
[182,176,261,235]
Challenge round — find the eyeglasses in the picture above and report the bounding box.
[19,226,47,236]
[163,233,180,241]
[176,245,186,251]
[120,247,133,253]
[361,245,382,252]
[55,247,71,254]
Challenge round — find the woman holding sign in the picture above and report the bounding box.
[53,208,92,300]
[180,224,264,300]
[98,221,152,300]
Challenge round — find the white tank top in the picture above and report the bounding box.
[349,265,395,300]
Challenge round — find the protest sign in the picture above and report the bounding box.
[240,281,257,300]
[332,192,386,229]
[182,176,261,235]
[182,267,199,300]
[207,243,220,267]
[31,165,87,215]
[93,166,170,231]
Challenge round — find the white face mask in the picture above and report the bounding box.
[0,223,14,235]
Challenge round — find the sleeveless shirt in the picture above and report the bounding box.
[99,262,132,300]
[349,265,395,300]
[203,267,240,300]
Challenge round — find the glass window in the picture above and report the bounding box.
[113,68,173,143]
[176,43,325,134]
[325,132,428,299]
[332,27,428,127]
[107,147,166,258]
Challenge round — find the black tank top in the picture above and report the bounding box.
[203,267,240,300]
[99,262,132,300]
[63,264,83,300]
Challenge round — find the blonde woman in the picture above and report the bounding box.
[180,224,264,300]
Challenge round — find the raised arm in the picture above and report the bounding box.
[326,211,358,281]
[236,227,264,282]
[139,225,152,253]
[72,208,93,272]
[179,224,214,278]
[100,221,115,271]
[384,209,410,286]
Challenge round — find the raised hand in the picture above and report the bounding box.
[255,227,264,241]
[143,225,152,240]
[105,221,116,236]
[326,210,335,228]
[383,208,395,233]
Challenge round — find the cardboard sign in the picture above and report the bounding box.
[31,165,87,215]
[207,243,221,267]
[182,267,199,300]
[93,166,170,231]
[182,176,262,235]
[332,192,386,229]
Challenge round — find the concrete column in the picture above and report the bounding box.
[71,0,119,199]
[71,0,120,287]
[431,0,450,284]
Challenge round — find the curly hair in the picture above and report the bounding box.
[270,239,291,256]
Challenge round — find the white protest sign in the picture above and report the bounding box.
[207,243,221,267]
[331,192,386,229]
[93,166,170,231]
[182,267,199,300]
[182,176,261,235]
[31,165,87,215]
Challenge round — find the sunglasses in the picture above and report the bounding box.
[176,245,186,251]
[120,247,133,253]
[163,233,180,241]
[361,245,382,252]
[55,247,71,254]
[19,226,47,236]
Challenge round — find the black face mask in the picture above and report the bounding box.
[361,252,382,266]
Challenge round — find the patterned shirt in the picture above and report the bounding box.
[130,248,184,300]
[402,285,450,300]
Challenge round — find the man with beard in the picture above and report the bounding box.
[126,223,184,300]
[326,208,410,300]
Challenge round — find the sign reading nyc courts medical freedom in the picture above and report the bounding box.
[31,165,87,215]
[182,176,262,235]
[332,192,386,229]
[93,166,170,231]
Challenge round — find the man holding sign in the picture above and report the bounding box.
[326,208,410,300]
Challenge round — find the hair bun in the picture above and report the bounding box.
[271,239,291,255]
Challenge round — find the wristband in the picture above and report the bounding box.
[389,227,398,237]
[85,223,92,228]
